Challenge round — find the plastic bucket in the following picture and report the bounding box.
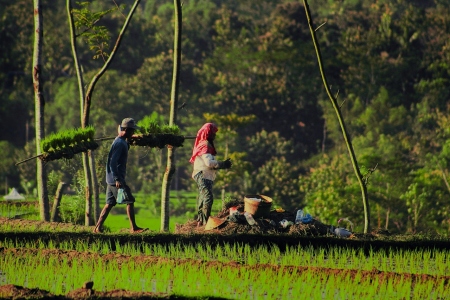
[244,194,273,218]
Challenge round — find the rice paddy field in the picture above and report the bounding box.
[1,205,450,299]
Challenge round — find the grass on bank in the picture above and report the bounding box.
[103,213,187,232]
[0,190,223,233]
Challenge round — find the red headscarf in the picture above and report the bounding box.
[189,123,218,163]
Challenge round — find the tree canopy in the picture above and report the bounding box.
[1,0,449,233]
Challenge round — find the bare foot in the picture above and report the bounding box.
[130,228,148,234]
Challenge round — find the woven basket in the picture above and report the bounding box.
[244,194,273,218]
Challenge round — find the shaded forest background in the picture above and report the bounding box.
[1,0,449,233]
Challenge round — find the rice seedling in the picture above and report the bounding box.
[56,132,66,150]
[49,134,59,151]
[145,121,161,134]
[36,126,98,162]
[61,130,72,149]
[40,139,51,153]
[160,124,180,135]
[2,232,450,286]
[85,125,95,142]
[74,127,84,144]
[137,115,161,135]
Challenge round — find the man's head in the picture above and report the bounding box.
[120,118,140,137]
[121,118,140,130]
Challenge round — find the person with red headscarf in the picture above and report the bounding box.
[190,123,232,226]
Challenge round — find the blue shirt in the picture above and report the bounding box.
[106,137,129,185]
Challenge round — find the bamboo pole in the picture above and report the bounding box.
[15,135,197,166]
[303,0,370,233]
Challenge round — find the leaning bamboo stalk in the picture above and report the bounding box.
[303,0,370,233]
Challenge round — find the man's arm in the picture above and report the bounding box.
[110,144,125,187]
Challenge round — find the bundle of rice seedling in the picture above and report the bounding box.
[137,116,161,135]
[131,119,184,148]
[40,127,99,162]
[160,124,180,135]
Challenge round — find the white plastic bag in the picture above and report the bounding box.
[117,188,125,204]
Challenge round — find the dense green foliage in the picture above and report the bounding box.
[1,0,449,233]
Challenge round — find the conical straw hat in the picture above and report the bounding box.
[204,217,227,231]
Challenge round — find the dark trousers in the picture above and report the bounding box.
[194,171,214,224]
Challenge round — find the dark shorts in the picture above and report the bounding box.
[106,184,136,206]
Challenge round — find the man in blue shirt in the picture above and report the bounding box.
[93,118,147,233]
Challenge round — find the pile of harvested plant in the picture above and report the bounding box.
[175,199,335,237]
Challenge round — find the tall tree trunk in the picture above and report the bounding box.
[82,154,93,225]
[82,0,140,225]
[82,0,141,125]
[160,0,182,232]
[33,0,50,221]
[50,182,67,222]
[67,0,93,226]
[303,0,370,233]
[89,151,100,222]
[67,0,85,126]
[385,207,390,230]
